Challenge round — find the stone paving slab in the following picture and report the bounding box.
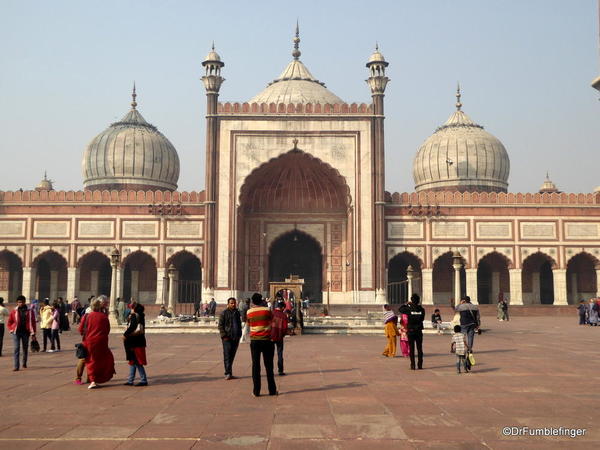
[0,316,599,449]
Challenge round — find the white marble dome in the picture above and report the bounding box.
[82,93,179,191]
[413,91,510,193]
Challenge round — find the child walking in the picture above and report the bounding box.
[450,325,470,374]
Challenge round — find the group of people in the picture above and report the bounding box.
[218,293,290,397]
[382,295,481,374]
[577,298,600,325]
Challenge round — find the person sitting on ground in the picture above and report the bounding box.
[158,304,172,318]
[450,325,470,374]
[431,309,443,334]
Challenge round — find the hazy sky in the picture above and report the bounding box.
[0,0,598,194]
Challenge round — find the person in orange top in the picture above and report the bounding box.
[246,293,277,397]
[382,304,399,358]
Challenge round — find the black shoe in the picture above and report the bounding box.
[252,393,260,397]
[417,366,423,370]
[269,391,279,396]
[278,372,286,376]
[123,382,134,386]
[22,364,27,369]
[410,366,416,370]
[226,375,237,380]
[13,368,19,372]
[135,382,148,386]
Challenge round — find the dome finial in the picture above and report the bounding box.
[211,40,215,51]
[375,41,379,52]
[455,82,462,111]
[292,20,301,60]
[131,82,137,109]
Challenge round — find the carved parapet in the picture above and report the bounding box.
[0,190,207,204]
[216,102,373,115]
[385,191,600,206]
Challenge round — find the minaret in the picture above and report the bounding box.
[366,45,390,303]
[201,44,225,298]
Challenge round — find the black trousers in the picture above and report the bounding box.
[222,338,240,376]
[250,340,277,396]
[42,328,52,351]
[275,340,284,374]
[407,330,423,369]
[51,329,60,350]
[0,323,4,355]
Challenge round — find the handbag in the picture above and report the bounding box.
[130,314,145,336]
[468,352,476,367]
[30,336,40,352]
[75,343,87,359]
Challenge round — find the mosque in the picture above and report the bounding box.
[1,27,600,311]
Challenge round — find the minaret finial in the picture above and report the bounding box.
[455,82,462,111]
[375,41,379,52]
[292,20,301,60]
[44,170,47,180]
[211,41,215,51]
[131,81,137,109]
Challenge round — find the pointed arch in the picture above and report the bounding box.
[522,252,556,305]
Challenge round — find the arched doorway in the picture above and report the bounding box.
[387,252,422,304]
[78,251,112,298]
[522,252,555,304]
[432,252,466,305]
[566,253,597,305]
[477,252,510,304]
[167,251,202,305]
[122,251,157,304]
[0,250,23,301]
[238,148,351,298]
[268,231,323,302]
[33,251,67,300]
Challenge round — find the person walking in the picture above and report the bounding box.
[40,299,53,352]
[7,295,36,371]
[587,298,599,326]
[450,325,470,374]
[399,294,425,370]
[78,297,115,389]
[381,304,399,358]
[218,297,242,380]
[58,297,69,332]
[247,293,277,397]
[115,298,125,325]
[71,297,82,324]
[271,300,288,375]
[123,303,148,386]
[0,298,9,357]
[239,298,250,343]
[456,296,480,350]
[50,301,61,352]
[577,300,587,325]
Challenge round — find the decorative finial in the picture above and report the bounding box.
[131,82,137,109]
[211,41,215,51]
[292,20,301,60]
[43,170,47,180]
[292,138,299,149]
[455,82,462,111]
[375,41,379,52]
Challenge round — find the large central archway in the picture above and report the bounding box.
[268,231,323,302]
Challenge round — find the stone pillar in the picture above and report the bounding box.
[406,268,414,301]
[22,267,35,303]
[421,269,433,305]
[66,267,79,301]
[553,268,568,305]
[131,270,139,301]
[570,272,578,305]
[465,269,478,304]
[90,270,99,296]
[492,271,500,303]
[509,269,523,305]
[155,269,165,305]
[453,264,462,305]
[596,269,600,298]
[11,271,21,301]
[532,272,540,304]
[109,261,118,325]
[168,268,176,313]
[116,267,123,299]
[49,270,58,300]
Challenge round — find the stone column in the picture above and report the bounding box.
[465,269,478,304]
[596,269,600,298]
[553,268,568,305]
[168,267,176,313]
[492,271,500,303]
[90,270,99,296]
[421,269,433,305]
[131,270,139,301]
[406,267,414,301]
[11,271,21,301]
[22,267,35,303]
[569,272,578,305]
[453,264,462,305]
[532,272,540,304]
[109,261,118,325]
[509,269,523,305]
[49,270,58,300]
[155,269,165,305]
[66,267,79,301]
[116,267,123,299]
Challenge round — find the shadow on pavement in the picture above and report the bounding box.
[282,381,366,395]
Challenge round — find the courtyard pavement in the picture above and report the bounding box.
[0,315,598,449]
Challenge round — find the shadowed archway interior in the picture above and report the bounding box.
[268,231,322,302]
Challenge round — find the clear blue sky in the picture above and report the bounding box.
[0,0,598,193]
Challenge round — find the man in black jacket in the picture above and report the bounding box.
[218,297,242,380]
[399,293,425,370]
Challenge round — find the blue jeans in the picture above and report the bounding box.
[128,364,147,384]
[12,332,29,369]
[461,324,476,350]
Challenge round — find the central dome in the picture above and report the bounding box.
[413,87,510,193]
[248,25,344,105]
[82,88,180,191]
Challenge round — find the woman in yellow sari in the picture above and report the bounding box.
[382,305,399,357]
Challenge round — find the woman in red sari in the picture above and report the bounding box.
[79,297,115,389]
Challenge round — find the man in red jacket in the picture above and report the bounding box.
[7,295,36,371]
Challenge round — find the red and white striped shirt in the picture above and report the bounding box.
[247,306,272,340]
